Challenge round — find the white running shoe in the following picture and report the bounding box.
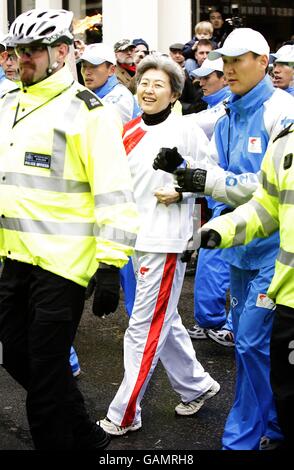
[175,381,220,416]
[72,367,81,378]
[206,328,235,347]
[187,324,208,339]
[97,417,142,436]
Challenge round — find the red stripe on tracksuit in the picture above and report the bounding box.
[121,253,177,427]
[123,115,142,137]
[123,117,146,156]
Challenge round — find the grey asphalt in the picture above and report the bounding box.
[0,274,236,451]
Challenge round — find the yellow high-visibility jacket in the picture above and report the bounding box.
[204,125,294,308]
[0,65,139,286]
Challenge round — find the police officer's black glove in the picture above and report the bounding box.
[180,249,195,263]
[174,168,207,193]
[200,229,221,249]
[85,265,120,317]
[153,147,184,173]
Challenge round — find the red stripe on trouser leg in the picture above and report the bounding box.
[121,253,177,427]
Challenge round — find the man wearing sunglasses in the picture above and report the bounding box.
[0,34,17,97]
[0,8,138,451]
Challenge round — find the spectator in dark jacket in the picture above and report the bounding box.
[133,38,149,65]
[209,9,230,47]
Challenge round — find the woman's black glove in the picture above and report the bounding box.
[153,147,184,173]
[174,168,207,193]
[85,265,120,317]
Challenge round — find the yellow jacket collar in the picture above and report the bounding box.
[20,64,74,99]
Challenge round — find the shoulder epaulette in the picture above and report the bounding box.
[7,86,20,94]
[273,123,294,143]
[76,89,103,110]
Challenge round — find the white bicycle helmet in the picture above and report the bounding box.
[8,9,74,46]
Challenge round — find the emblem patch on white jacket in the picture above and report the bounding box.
[248,137,262,153]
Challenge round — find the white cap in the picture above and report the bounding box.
[191,57,223,78]
[270,45,294,65]
[209,28,270,60]
[80,43,116,65]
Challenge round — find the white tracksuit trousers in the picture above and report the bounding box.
[107,251,214,427]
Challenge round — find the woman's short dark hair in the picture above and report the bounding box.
[136,54,185,96]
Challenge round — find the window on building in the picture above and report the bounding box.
[64,0,103,44]
[20,0,35,10]
[7,0,35,26]
[194,1,294,50]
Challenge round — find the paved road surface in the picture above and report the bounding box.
[0,274,236,451]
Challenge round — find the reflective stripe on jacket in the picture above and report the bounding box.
[0,65,139,286]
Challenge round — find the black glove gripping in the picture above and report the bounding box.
[180,249,195,263]
[153,147,184,173]
[174,168,207,193]
[200,229,221,249]
[86,266,120,317]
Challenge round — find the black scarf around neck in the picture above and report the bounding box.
[142,103,172,126]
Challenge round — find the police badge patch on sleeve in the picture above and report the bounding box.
[76,90,103,110]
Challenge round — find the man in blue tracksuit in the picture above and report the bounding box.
[206,28,294,450]
[186,58,233,344]
[156,28,294,449]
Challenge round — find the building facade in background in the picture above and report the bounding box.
[0,1,293,55]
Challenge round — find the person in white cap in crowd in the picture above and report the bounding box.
[185,57,234,347]
[114,39,137,94]
[80,42,141,125]
[154,27,294,450]
[191,57,230,139]
[0,34,18,97]
[271,44,294,95]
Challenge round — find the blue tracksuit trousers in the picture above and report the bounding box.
[194,247,231,329]
[222,264,283,450]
